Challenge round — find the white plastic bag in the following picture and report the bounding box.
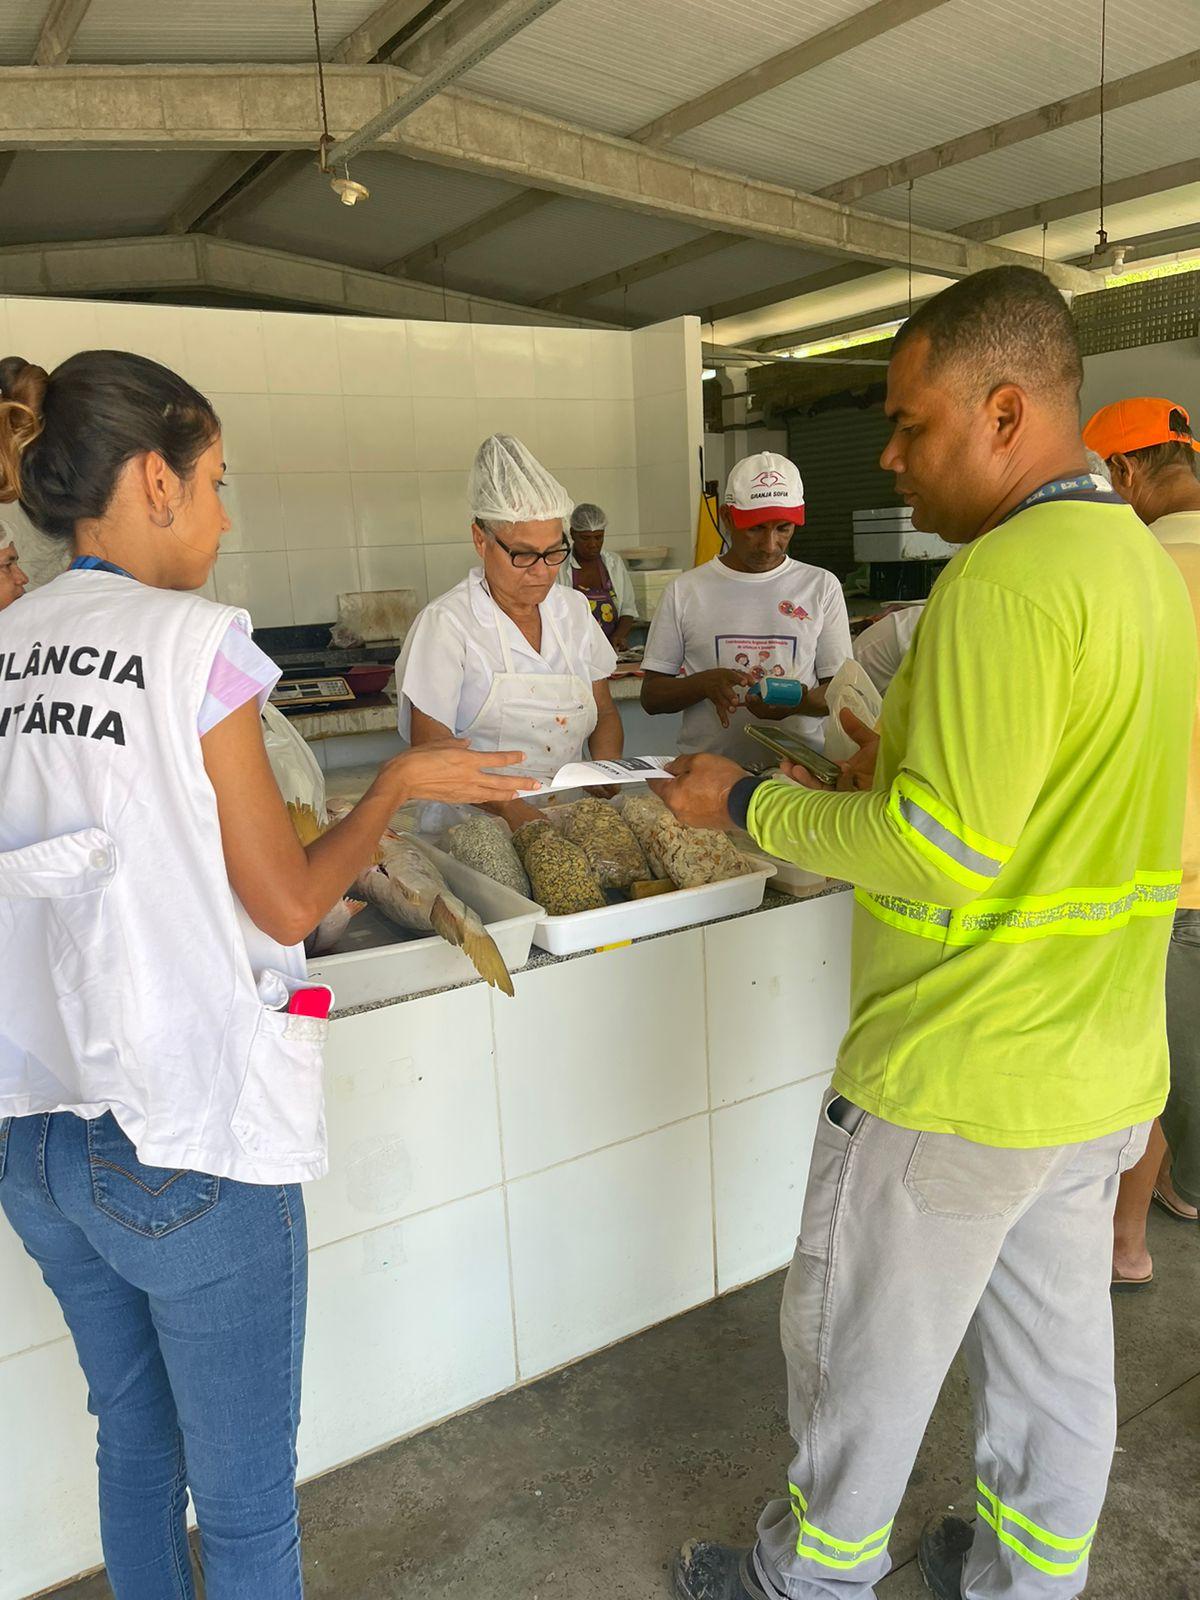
[262,702,326,816]
[823,659,883,763]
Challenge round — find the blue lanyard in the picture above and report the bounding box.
[1000,474,1123,526]
[69,555,137,580]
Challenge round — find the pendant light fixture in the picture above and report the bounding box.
[1087,0,1125,274]
[312,0,370,208]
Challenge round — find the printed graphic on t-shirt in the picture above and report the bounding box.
[717,634,798,704]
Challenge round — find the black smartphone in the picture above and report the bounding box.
[746,725,841,786]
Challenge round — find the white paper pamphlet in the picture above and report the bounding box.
[519,756,676,796]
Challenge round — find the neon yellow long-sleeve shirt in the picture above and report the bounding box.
[746,497,1197,1147]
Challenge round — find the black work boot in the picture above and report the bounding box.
[918,1514,974,1598]
[672,1540,768,1600]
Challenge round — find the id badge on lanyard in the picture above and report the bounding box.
[998,475,1123,526]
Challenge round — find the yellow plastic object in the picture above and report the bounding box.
[694,492,722,567]
[630,878,676,899]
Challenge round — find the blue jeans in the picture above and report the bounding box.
[0,1112,307,1599]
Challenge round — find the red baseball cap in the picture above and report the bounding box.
[1083,398,1199,460]
[723,452,806,529]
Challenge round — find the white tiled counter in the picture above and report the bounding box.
[0,891,851,1600]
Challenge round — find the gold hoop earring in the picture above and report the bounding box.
[151,507,175,529]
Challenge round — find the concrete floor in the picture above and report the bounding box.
[56,1209,1198,1600]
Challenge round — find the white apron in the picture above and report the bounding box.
[465,589,598,784]
[0,571,328,1185]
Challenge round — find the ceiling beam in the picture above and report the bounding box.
[960,156,1200,242]
[0,64,1097,291]
[325,0,566,169]
[32,0,92,67]
[395,1,949,289]
[167,152,268,234]
[702,260,884,324]
[708,158,1200,339]
[0,233,612,326]
[169,1,436,236]
[537,233,743,313]
[757,299,919,352]
[820,50,1200,206]
[331,0,434,65]
[387,189,556,276]
[204,151,312,231]
[632,0,951,148]
[395,0,522,73]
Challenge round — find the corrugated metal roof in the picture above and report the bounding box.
[667,0,1200,198]
[0,151,227,245]
[0,0,44,65]
[72,0,382,62]
[232,153,526,271]
[3,0,1197,343]
[457,0,868,137]
[857,84,1200,232]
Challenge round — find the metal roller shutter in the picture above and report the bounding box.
[785,405,902,576]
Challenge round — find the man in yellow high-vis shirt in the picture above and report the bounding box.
[661,268,1196,1600]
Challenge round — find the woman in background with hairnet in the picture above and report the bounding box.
[395,435,624,785]
[557,501,639,650]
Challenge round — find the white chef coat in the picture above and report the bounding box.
[556,547,638,619]
[853,603,926,695]
[396,566,617,749]
[642,555,852,765]
[0,570,327,1185]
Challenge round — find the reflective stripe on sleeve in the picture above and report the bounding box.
[887,774,1013,893]
[976,1479,1095,1578]
[858,870,1180,945]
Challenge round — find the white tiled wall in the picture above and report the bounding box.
[0,296,703,625]
[0,892,851,1600]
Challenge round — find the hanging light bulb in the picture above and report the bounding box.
[331,168,370,206]
[311,0,370,208]
[1086,0,1120,274]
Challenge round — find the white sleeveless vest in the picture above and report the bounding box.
[0,570,328,1184]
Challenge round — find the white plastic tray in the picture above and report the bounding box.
[530,857,776,956]
[732,831,829,894]
[306,842,543,1007]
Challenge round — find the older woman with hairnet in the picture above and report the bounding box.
[557,501,639,650]
[395,435,623,785]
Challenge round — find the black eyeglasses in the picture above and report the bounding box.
[489,531,571,570]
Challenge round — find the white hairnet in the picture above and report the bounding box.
[468,434,574,528]
[1085,449,1112,486]
[570,502,608,533]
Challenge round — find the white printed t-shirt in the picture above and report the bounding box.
[642,555,852,764]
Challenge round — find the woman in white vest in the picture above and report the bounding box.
[396,434,622,787]
[0,351,527,1599]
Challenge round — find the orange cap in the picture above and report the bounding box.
[1083,398,1199,461]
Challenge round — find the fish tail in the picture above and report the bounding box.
[432,897,514,996]
[287,801,327,846]
[430,895,467,950]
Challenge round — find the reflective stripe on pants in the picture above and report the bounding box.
[752,1092,1147,1600]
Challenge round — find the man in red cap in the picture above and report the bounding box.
[1085,396,1200,1281]
[640,452,851,767]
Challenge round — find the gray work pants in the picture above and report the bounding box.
[752,1091,1149,1600]
[1164,908,1200,1206]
